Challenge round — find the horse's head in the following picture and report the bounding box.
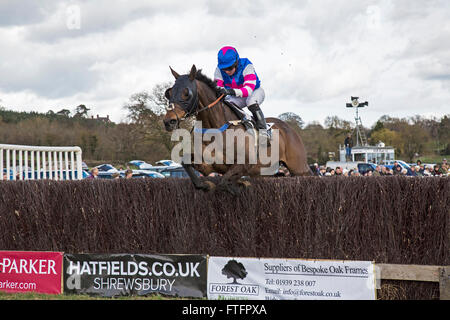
[163,65,198,131]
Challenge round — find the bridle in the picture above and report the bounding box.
[166,81,225,127]
[165,77,199,127]
[196,93,225,114]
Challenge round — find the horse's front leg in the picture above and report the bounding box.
[182,162,215,191]
[216,164,250,195]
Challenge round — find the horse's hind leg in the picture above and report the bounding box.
[236,178,251,188]
[275,161,291,176]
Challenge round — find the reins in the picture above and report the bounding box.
[196,94,225,114]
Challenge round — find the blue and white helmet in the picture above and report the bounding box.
[217,46,239,70]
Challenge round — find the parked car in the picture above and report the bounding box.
[127,160,154,170]
[128,170,165,179]
[383,160,412,175]
[142,165,181,174]
[80,170,91,179]
[97,170,165,179]
[357,163,377,175]
[97,172,117,179]
[127,160,145,168]
[159,166,201,178]
[95,164,119,173]
[155,160,181,167]
[81,162,89,171]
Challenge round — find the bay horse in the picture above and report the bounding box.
[163,65,311,192]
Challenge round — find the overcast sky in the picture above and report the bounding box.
[0,0,449,127]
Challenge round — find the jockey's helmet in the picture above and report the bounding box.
[218,46,239,70]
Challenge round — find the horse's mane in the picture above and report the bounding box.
[195,69,222,98]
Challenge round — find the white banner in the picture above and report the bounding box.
[207,257,376,300]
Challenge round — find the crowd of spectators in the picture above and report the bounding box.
[311,159,449,177]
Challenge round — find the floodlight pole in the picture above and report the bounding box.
[346,97,368,146]
[355,106,362,146]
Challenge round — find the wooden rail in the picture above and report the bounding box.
[377,264,449,300]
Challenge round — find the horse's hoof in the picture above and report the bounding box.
[237,180,251,188]
[200,181,216,191]
[216,180,241,196]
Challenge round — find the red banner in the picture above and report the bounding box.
[0,251,63,294]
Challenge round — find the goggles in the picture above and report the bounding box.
[222,60,238,72]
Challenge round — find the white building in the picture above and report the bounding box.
[339,141,395,164]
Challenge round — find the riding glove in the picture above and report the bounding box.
[219,87,236,97]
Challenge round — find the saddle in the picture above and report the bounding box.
[224,100,272,129]
[223,100,253,129]
[223,100,273,145]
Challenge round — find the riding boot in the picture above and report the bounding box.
[248,103,270,146]
[224,100,253,130]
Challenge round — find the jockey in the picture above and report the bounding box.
[214,46,270,144]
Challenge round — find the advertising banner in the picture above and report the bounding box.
[0,251,63,294]
[63,253,207,298]
[208,257,376,300]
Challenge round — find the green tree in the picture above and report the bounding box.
[398,124,430,162]
[438,115,450,155]
[123,82,178,160]
[369,128,402,148]
[56,109,71,117]
[371,120,384,133]
[278,112,304,129]
[74,104,90,118]
[302,121,334,164]
[324,116,353,131]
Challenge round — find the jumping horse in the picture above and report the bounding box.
[163,65,311,192]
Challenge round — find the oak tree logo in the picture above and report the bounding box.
[222,259,248,284]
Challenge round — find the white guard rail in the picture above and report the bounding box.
[0,144,83,181]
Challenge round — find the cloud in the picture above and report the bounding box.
[0,0,448,127]
[22,0,203,43]
[0,29,99,98]
[0,0,57,27]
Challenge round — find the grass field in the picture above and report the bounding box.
[413,154,449,164]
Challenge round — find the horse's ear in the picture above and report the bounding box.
[189,64,197,81]
[164,88,171,100]
[169,66,180,79]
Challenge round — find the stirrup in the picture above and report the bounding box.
[258,129,271,146]
[237,114,252,131]
[243,120,254,131]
